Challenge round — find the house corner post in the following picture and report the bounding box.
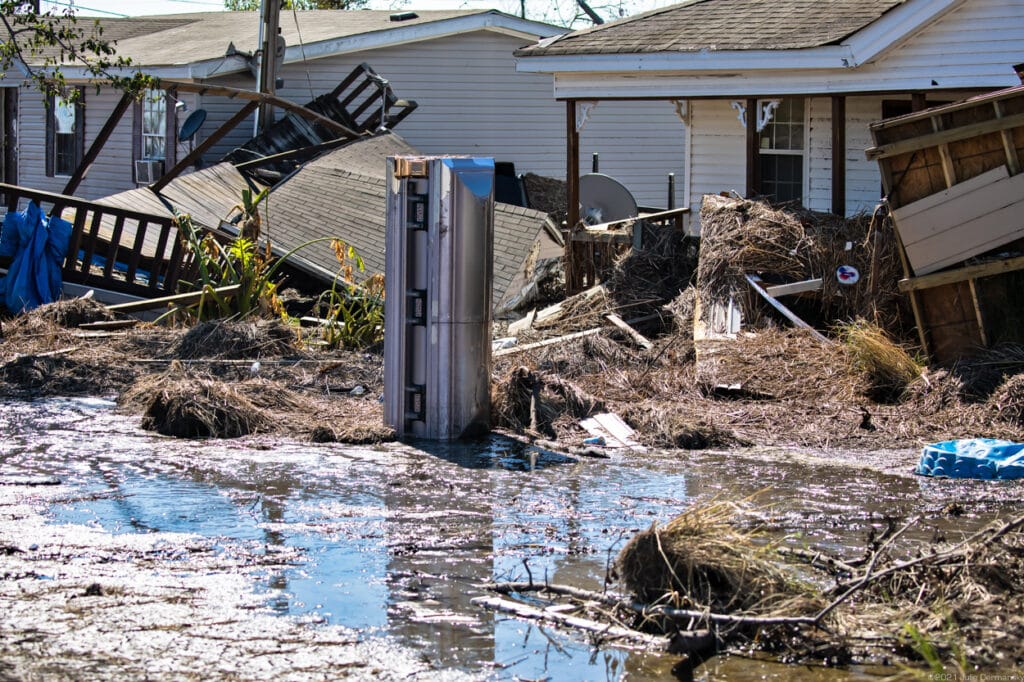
[831,95,846,216]
[745,97,760,198]
[566,99,581,294]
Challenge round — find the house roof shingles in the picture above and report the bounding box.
[94,132,556,308]
[516,0,905,57]
[266,137,557,308]
[20,10,518,68]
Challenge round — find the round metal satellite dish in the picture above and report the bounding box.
[579,173,638,225]
[179,109,207,142]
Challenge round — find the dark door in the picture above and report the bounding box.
[1,87,17,193]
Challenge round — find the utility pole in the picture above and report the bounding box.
[256,0,282,134]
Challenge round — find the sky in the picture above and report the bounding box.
[39,0,677,25]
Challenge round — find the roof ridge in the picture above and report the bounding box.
[538,0,709,46]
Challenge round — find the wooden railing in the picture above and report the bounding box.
[1,183,197,298]
[566,206,690,293]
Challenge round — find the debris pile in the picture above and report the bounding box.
[698,195,908,334]
[0,307,390,443]
[480,505,1024,669]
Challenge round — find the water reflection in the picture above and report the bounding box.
[5,398,1022,681]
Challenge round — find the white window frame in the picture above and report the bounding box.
[758,97,809,204]
[141,88,167,162]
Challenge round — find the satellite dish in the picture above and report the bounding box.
[579,173,638,225]
[179,109,207,142]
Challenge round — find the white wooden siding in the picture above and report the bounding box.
[806,97,831,213]
[197,72,259,166]
[687,99,746,232]
[200,31,685,209]
[578,100,686,209]
[869,0,1024,81]
[17,88,136,201]
[844,96,883,216]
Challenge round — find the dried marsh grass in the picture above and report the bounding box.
[697,196,908,337]
[175,319,301,360]
[122,372,303,439]
[839,320,923,402]
[616,501,819,615]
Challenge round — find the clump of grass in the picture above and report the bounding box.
[615,500,817,615]
[839,320,923,403]
[121,372,302,438]
[989,373,1024,425]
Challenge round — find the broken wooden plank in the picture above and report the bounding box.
[494,327,604,356]
[899,255,1024,292]
[78,319,140,331]
[507,308,536,335]
[605,313,653,350]
[893,166,1024,275]
[106,284,242,314]
[764,278,823,298]
[471,595,670,649]
[161,80,359,139]
[746,275,829,343]
[579,412,644,450]
[495,313,660,357]
[865,111,1024,160]
[534,284,605,324]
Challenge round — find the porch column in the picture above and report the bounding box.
[831,95,846,216]
[745,97,760,197]
[566,99,581,293]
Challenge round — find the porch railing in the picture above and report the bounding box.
[566,206,690,293]
[1,183,197,299]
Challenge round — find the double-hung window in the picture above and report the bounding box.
[141,88,167,162]
[133,88,176,183]
[758,98,805,203]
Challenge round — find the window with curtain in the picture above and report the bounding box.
[141,89,167,161]
[45,90,84,178]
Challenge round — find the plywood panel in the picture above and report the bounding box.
[893,165,1024,274]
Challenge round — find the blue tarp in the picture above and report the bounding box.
[0,201,72,313]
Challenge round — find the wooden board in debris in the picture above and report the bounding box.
[893,165,1024,275]
[579,412,645,451]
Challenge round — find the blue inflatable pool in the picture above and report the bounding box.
[916,439,1024,480]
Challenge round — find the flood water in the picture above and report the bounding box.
[3,397,1024,680]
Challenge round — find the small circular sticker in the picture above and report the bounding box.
[836,265,860,285]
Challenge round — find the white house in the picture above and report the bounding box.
[1,9,689,209]
[513,0,1024,231]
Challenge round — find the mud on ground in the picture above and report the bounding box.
[0,302,392,444]
[6,293,1024,453]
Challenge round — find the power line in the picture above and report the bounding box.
[42,0,226,17]
[41,0,129,17]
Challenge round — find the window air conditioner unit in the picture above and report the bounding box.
[135,159,164,185]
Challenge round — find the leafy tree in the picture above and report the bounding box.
[225,0,369,9]
[0,0,156,101]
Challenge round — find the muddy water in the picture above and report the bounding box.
[3,397,1023,680]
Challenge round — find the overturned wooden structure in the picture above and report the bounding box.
[1,183,194,298]
[1,65,418,305]
[868,84,1024,362]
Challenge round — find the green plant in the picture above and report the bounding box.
[226,187,270,243]
[314,239,385,350]
[170,213,285,322]
[898,615,969,679]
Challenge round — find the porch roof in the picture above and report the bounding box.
[516,0,904,57]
